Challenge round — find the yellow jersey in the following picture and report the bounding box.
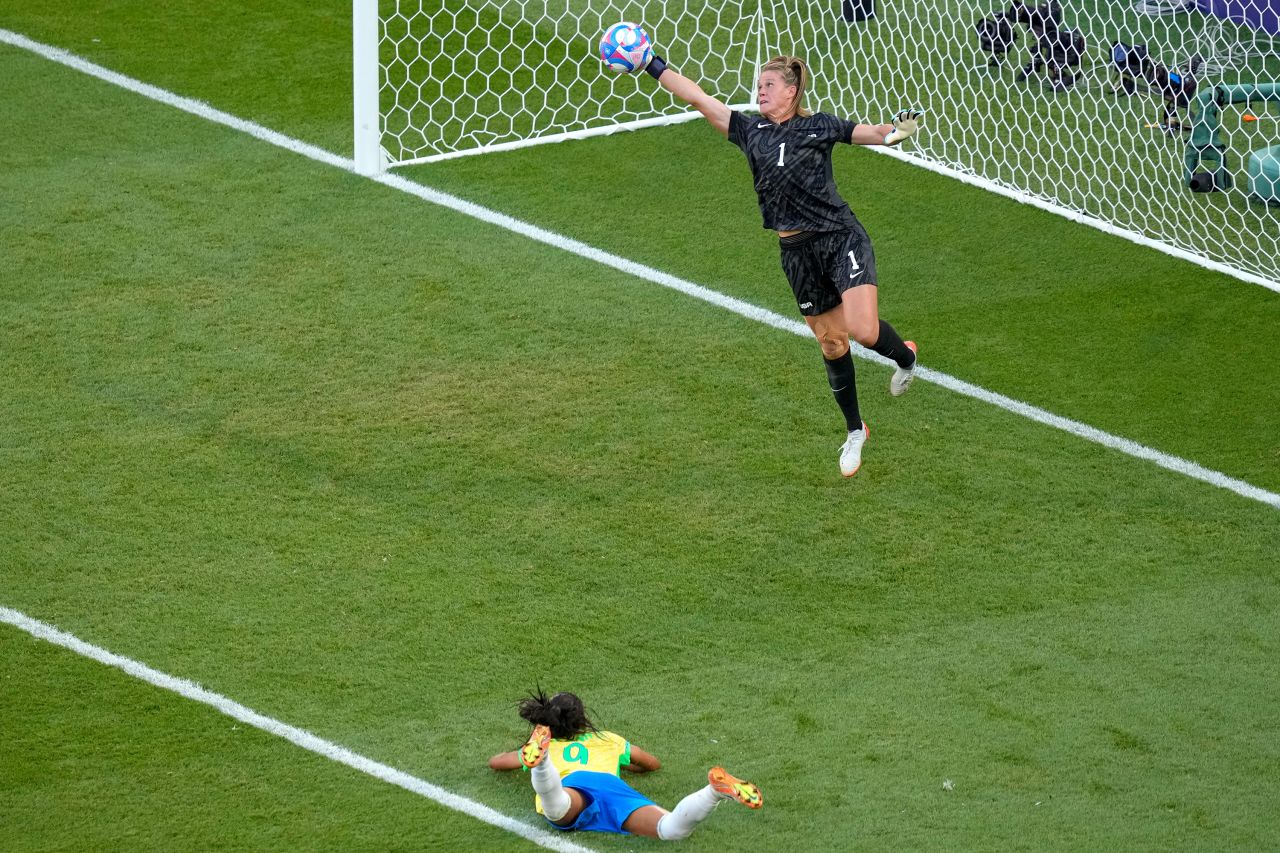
[532,730,631,814]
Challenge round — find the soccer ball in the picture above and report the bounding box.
[599,22,652,74]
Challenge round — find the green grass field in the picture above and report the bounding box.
[2,2,1279,851]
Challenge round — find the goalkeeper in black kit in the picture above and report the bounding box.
[638,48,923,478]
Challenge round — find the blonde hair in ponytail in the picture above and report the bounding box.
[760,55,812,118]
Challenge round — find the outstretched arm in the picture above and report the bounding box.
[851,122,895,146]
[851,109,924,147]
[648,62,731,138]
[622,745,662,773]
[489,750,521,771]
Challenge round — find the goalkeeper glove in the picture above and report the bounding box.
[884,109,924,146]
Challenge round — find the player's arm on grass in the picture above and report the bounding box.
[488,750,522,771]
[647,59,731,137]
[622,745,662,773]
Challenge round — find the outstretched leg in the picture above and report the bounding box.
[806,307,862,431]
[841,285,917,396]
[521,725,585,826]
[622,768,762,840]
[806,308,868,477]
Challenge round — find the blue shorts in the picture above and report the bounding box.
[546,771,657,835]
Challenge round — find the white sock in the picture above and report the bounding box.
[531,759,571,821]
[656,786,721,841]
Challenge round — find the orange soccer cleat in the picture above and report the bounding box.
[520,724,552,769]
[708,766,763,809]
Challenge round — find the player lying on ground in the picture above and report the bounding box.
[489,690,761,839]
[634,41,923,477]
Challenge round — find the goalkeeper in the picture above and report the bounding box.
[639,50,922,478]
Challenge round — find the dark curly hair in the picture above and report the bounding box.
[518,689,597,741]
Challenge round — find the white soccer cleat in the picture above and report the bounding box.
[839,422,869,478]
[890,341,918,397]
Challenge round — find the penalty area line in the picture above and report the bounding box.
[0,606,593,853]
[1,27,1277,512]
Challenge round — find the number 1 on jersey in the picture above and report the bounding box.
[777,142,785,167]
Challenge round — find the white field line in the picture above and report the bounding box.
[2,26,1277,515]
[0,606,593,853]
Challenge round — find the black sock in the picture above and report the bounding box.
[823,350,862,432]
[870,320,916,369]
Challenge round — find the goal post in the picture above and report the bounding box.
[353,0,382,175]
[355,0,1280,291]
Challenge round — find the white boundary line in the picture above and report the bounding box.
[2,25,1277,517]
[0,606,593,853]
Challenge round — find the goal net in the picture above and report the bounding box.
[360,0,761,167]
[357,0,1280,291]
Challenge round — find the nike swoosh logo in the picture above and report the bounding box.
[757,122,770,128]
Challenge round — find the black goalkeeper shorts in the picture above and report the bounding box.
[779,225,878,317]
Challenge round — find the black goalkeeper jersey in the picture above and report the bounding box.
[728,110,860,233]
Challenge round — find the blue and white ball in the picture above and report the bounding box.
[599,22,652,74]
